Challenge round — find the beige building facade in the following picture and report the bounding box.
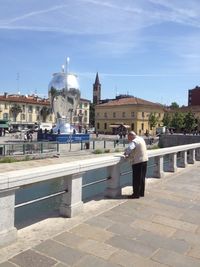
[0,93,54,130]
[95,96,165,135]
[73,98,90,130]
[0,93,90,131]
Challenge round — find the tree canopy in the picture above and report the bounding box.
[10,104,22,122]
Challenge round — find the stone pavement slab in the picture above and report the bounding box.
[0,163,200,267]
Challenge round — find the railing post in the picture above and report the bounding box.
[60,173,83,218]
[0,189,17,247]
[105,163,121,198]
[153,156,165,178]
[41,142,43,154]
[23,143,25,155]
[81,140,83,150]
[195,148,200,161]
[114,140,116,148]
[179,151,188,168]
[168,153,177,172]
[104,140,106,149]
[188,149,195,164]
[93,141,95,150]
[56,142,59,153]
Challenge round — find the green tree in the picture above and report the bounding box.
[171,112,184,131]
[162,113,171,128]
[170,102,179,109]
[148,112,159,130]
[40,106,51,122]
[10,104,22,122]
[184,111,197,132]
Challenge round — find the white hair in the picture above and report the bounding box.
[128,131,137,137]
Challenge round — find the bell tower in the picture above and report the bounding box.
[93,72,101,105]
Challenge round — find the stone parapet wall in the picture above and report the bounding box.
[159,134,200,148]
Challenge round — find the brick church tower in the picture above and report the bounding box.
[93,72,101,105]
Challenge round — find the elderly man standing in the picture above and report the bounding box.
[124,131,148,199]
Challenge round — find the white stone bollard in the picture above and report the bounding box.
[195,148,200,161]
[153,156,165,178]
[0,189,17,247]
[188,149,195,164]
[59,173,83,218]
[179,151,188,168]
[105,163,121,198]
[168,153,177,172]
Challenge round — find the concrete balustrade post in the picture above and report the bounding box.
[105,163,121,198]
[188,149,195,164]
[60,173,83,218]
[0,189,17,247]
[195,148,200,161]
[153,156,165,178]
[168,153,177,172]
[179,151,188,168]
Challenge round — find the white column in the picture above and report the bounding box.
[105,163,121,198]
[168,153,177,172]
[188,149,195,164]
[60,173,83,218]
[0,189,17,247]
[179,151,188,168]
[153,156,165,178]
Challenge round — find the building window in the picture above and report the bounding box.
[97,122,100,129]
[84,118,87,123]
[104,123,107,129]
[96,112,99,118]
[3,113,8,120]
[142,112,145,118]
[79,103,82,109]
[131,112,134,117]
[84,103,88,108]
[84,110,87,116]
[28,106,32,113]
[22,105,25,112]
[4,103,8,109]
[122,112,125,118]
[131,123,134,130]
[29,114,32,122]
[36,106,40,113]
[21,114,25,120]
[104,112,107,118]
[49,115,52,121]
[113,112,116,118]
[141,123,144,130]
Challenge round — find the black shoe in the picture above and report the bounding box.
[128,194,140,199]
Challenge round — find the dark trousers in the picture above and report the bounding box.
[132,161,147,197]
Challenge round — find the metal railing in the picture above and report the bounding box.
[0,141,59,156]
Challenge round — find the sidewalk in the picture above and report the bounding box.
[0,162,200,266]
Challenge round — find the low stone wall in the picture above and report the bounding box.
[159,134,200,148]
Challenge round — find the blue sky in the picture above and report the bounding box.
[1,0,200,106]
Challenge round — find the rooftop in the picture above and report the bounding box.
[97,96,163,107]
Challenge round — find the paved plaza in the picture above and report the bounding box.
[0,155,200,266]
